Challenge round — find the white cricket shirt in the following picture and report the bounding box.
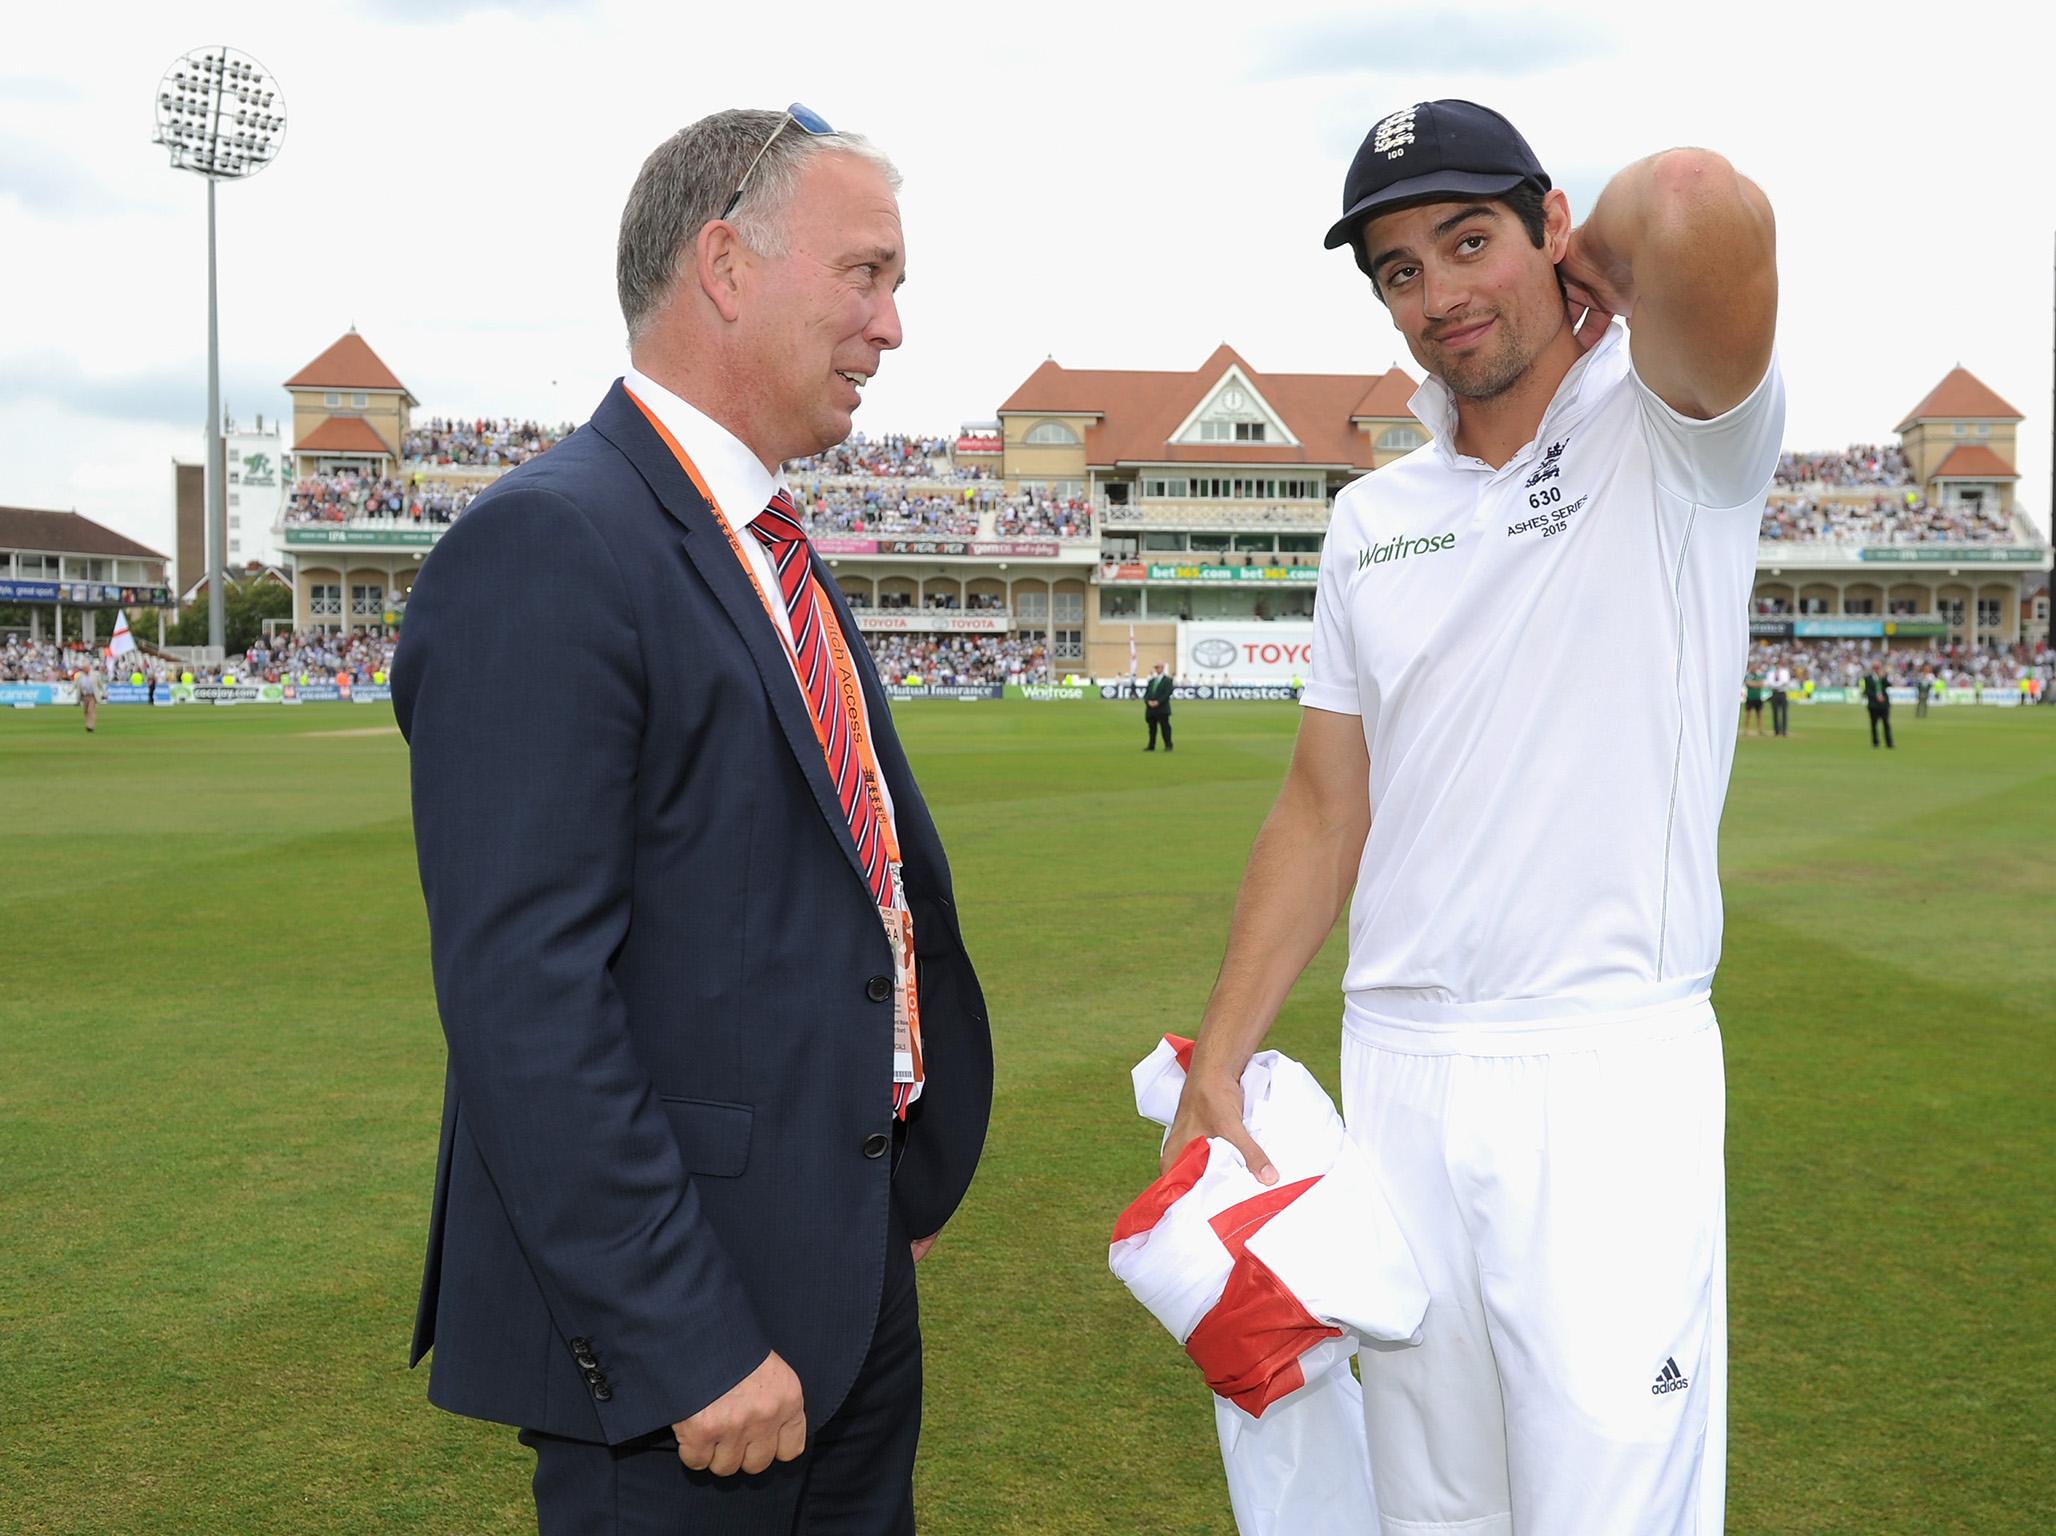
[1304,324,1784,1014]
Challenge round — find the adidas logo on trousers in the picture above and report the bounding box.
[1651,1356,1690,1395]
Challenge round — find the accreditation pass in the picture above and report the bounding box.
[880,873,922,1087]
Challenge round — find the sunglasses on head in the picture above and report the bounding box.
[721,102,834,221]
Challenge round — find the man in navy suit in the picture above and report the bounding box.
[393,105,993,1533]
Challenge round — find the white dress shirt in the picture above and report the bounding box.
[620,369,896,824]
[624,367,793,647]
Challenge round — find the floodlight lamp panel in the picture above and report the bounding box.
[153,45,287,181]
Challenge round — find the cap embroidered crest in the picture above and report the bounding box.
[1323,100,1552,275]
[1373,106,1419,160]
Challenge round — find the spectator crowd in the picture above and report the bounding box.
[847,592,1008,612]
[288,472,480,527]
[1774,444,1912,489]
[1759,493,2020,545]
[12,625,2048,702]
[402,417,571,467]
[993,494,1092,539]
[1746,637,2051,692]
[783,432,960,479]
[1,630,399,687]
[236,629,398,684]
[1,637,98,682]
[801,490,981,536]
[790,485,1093,540]
[861,633,1049,685]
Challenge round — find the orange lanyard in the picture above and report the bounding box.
[626,389,902,873]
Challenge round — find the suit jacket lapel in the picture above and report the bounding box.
[587,382,871,897]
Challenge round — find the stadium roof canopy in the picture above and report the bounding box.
[1930,444,2019,480]
[180,562,293,604]
[998,344,1418,470]
[1895,367,2022,432]
[284,328,418,405]
[0,505,167,561]
[296,417,396,455]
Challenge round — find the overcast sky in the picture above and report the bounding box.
[4,0,2051,556]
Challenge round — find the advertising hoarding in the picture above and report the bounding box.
[1176,621,1315,683]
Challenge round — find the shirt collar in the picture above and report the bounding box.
[1411,320,1629,470]
[621,366,786,534]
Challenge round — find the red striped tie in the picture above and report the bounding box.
[747,491,894,906]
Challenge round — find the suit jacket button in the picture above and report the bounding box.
[862,1132,890,1159]
[865,975,892,1003]
[569,1337,591,1354]
[592,1382,613,1402]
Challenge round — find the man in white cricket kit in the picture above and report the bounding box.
[1162,99,1781,1534]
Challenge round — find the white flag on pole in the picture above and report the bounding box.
[108,609,137,658]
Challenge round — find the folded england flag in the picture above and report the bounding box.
[1108,1036,1428,1536]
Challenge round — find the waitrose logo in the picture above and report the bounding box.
[1359,532,1456,569]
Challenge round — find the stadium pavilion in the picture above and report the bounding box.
[0,507,172,645]
[278,330,444,632]
[1752,369,2046,649]
[268,330,2049,680]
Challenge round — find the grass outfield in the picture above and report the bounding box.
[2,699,2050,1534]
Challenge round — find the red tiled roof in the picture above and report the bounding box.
[1350,368,1418,419]
[284,330,412,396]
[1929,444,2018,479]
[0,506,167,561]
[1895,367,2022,431]
[998,345,1417,470]
[296,417,395,455]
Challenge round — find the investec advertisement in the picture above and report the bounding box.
[1177,621,1315,684]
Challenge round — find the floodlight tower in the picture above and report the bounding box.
[153,47,286,653]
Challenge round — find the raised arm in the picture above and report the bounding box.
[1160,705,1371,1180]
[1560,148,1778,420]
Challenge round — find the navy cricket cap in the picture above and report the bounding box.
[1324,100,1551,276]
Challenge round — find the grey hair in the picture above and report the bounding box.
[617,108,901,342]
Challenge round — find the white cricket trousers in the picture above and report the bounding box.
[1341,985,1726,1536]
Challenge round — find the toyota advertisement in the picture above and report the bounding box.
[1177,621,1315,684]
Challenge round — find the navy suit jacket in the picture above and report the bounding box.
[392,381,993,1445]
